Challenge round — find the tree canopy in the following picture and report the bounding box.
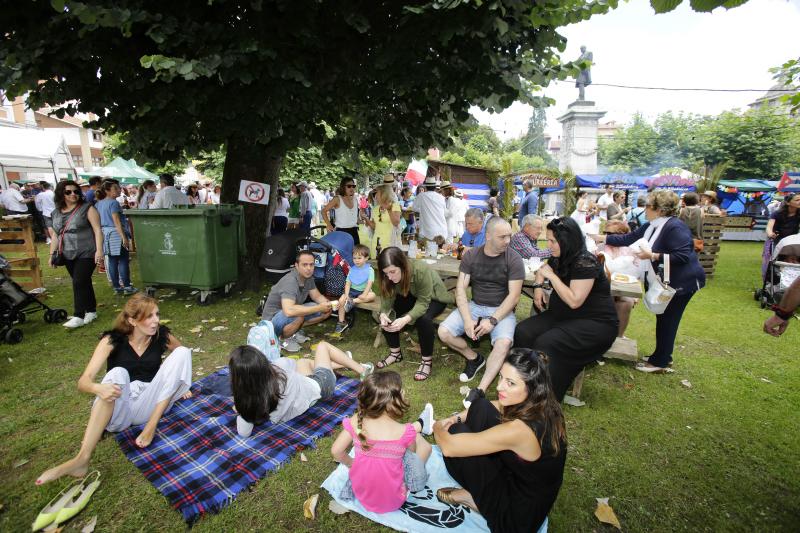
[599,108,800,179]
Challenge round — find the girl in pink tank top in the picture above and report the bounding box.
[331,371,434,513]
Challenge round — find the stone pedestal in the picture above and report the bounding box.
[557,101,606,175]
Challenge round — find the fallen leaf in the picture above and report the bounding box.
[623,383,634,390]
[408,345,421,354]
[185,304,192,308]
[242,322,248,328]
[594,498,621,529]
[310,343,319,351]
[12,458,29,468]
[328,500,350,515]
[208,318,217,323]
[241,297,251,301]
[81,515,97,533]
[249,322,257,327]
[459,385,470,396]
[159,319,171,325]
[220,319,228,324]
[42,526,62,532]
[680,379,692,389]
[211,326,228,331]
[239,310,247,315]
[760,377,772,384]
[215,365,224,369]
[189,326,203,333]
[563,395,585,407]
[7,358,12,363]
[300,452,308,462]
[303,493,319,520]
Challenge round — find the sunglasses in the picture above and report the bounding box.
[346,184,356,189]
[63,189,80,196]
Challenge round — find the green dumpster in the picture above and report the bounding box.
[126,205,244,304]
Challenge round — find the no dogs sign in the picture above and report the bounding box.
[238,180,271,205]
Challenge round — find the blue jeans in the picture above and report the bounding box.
[300,211,312,231]
[107,247,131,289]
[271,302,322,338]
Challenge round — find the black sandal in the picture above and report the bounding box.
[414,357,433,381]
[376,350,403,369]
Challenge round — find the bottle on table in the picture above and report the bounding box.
[456,239,465,260]
[375,237,382,258]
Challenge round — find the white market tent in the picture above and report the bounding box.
[0,127,77,189]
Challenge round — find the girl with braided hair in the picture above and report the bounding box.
[330,371,434,513]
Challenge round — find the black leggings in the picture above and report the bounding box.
[382,292,446,358]
[64,257,97,318]
[334,226,360,246]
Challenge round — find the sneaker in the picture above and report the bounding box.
[359,362,374,380]
[458,353,485,383]
[82,312,98,325]
[114,288,124,296]
[418,403,434,436]
[295,329,311,343]
[344,297,355,313]
[122,286,138,295]
[281,337,302,353]
[334,321,349,334]
[63,316,85,329]
[462,388,485,410]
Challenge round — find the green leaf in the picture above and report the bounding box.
[50,0,65,12]
[688,0,728,11]
[177,61,193,75]
[650,0,683,13]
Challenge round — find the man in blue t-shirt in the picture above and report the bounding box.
[517,178,538,225]
[460,208,488,250]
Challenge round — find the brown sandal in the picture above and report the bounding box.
[376,350,403,369]
[436,488,462,506]
[414,357,433,381]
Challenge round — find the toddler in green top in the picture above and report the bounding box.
[335,244,376,334]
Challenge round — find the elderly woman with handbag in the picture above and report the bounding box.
[49,180,103,329]
[592,190,705,373]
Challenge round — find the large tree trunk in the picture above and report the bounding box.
[220,137,283,291]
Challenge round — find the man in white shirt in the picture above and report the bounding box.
[309,181,326,225]
[151,174,189,209]
[596,184,614,220]
[298,181,314,231]
[1,183,31,214]
[34,181,56,243]
[413,175,448,244]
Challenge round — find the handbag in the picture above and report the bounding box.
[643,254,676,314]
[51,207,80,267]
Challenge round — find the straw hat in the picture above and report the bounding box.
[700,190,718,202]
[439,181,453,189]
[76,179,90,187]
[454,189,464,198]
[382,174,396,184]
[423,175,438,187]
[297,181,309,188]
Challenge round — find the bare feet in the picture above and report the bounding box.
[36,457,89,485]
[135,424,157,448]
[181,391,193,400]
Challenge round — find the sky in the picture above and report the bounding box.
[471,0,800,141]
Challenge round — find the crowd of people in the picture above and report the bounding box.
[16,170,800,533]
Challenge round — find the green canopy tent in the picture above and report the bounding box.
[79,157,158,185]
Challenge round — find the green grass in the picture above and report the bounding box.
[0,241,797,532]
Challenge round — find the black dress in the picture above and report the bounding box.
[103,325,171,382]
[443,398,566,533]
[514,252,618,400]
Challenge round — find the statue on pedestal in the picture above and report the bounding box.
[574,45,593,101]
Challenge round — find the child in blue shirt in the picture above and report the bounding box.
[335,244,376,334]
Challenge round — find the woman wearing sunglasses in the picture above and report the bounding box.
[322,176,362,245]
[49,180,104,329]
[366,184,401,258]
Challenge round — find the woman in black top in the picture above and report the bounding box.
[514,217,618,400]
[36,294,192,485]
[434,349,567,533]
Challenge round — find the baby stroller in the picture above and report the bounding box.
[310,230,354,297]
[0,255,68,344]
[755,234,800,308]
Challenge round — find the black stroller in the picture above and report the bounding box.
[0,255,68,344]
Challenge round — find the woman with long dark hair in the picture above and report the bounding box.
[514,217,618,400]
[322,176,361,244]
[35,294,192,484]
[434,349,567,533]
[272,188,290,234]
[48,180,104,328]
[375,247,453,381]
[230,341,373,437]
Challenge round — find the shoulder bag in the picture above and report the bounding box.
[51,207,80,266]
[643,254,676,314]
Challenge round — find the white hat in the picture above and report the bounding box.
[309,181,317,188]
[423,175,438,187]
[454,189,464,198]
[298,181,308,188]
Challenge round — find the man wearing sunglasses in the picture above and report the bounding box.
[438,216,524,407]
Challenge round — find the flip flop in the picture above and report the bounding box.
[53,471,101,526]
[31,477,84,531]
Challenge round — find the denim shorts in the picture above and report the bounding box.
[270,302,322,337]
[440,301,516,345]
[308,367,336,400]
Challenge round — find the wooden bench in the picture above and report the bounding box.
[0,217,43,290]
[569,337,639,399]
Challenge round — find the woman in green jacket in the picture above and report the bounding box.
[376,246,454,381]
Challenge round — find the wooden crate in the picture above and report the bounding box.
[0,216,43,289]
[698,215,725,278]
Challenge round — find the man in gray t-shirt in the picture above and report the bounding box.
[438,217,524,405]
[261,250,333,351]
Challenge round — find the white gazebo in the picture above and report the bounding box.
[0,127,77,189]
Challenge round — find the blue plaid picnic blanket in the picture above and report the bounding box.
[116,368,359,523]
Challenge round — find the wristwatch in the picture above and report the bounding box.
[488,316,498,326]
